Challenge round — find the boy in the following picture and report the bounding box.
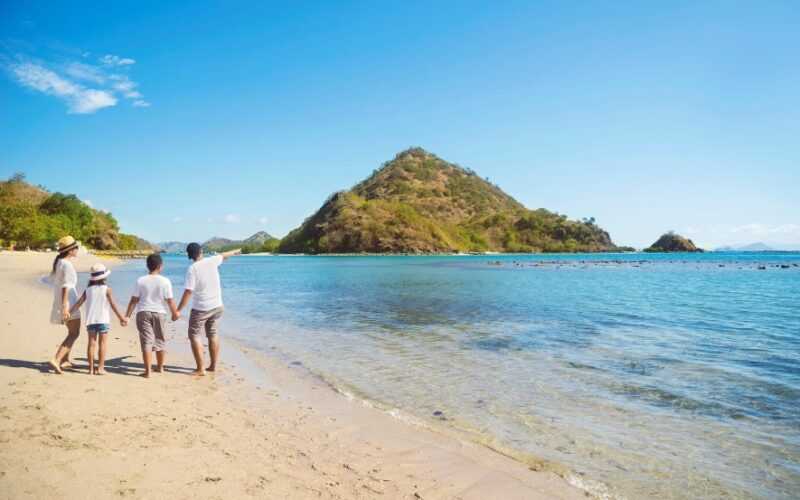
[125,254,180,378]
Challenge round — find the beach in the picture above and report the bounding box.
[0,252,583,500]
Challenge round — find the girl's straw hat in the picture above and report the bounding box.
[89,263,111,281]
[57,235,79,254]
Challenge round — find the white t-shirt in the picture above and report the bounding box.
[85,285,111,325]
[50,259,80,324]
[132,274,174,314]
[184,255,224,311]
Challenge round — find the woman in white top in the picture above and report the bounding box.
[48,236,82,374]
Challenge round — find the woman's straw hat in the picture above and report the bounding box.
[89,263,111,281]
[57,236,79,254]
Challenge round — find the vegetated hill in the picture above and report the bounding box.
[203,231,279,254]
[157,241,189,254]
[645,232,703,252]
[202,236,237,252]
[243,231,276,246]
[0,173,154,251]
[279,148,618,254]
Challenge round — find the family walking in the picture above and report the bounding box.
[47,235,240,377]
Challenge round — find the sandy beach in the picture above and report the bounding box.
[0,251,583,500]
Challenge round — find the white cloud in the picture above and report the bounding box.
[172,216,183,223]
[771,224,800,234]
[82,199,93,208]
[258,216,269,225]
[109,74,141,98]
[64,62,106,84]
[99,54,135,66]
[11,62,117,114]
[8,52,150,113]
[224,214,241,224]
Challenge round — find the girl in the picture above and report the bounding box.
[70,263,127,375]
[48,236,81,374]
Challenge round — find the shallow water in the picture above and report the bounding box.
[112,252,800,499]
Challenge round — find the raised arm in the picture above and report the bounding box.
[106,287,128,326]
[221,248,242,260]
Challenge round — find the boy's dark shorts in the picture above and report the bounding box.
[188,307,224,340]
[136,311,166,352]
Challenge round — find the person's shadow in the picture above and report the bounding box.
[0,356,195,376]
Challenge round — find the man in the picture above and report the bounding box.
[177,243,241,376]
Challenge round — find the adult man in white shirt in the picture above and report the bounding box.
[177,243,241,376]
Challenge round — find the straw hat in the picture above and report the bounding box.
[89,263,111,281]
[57,236,79,254]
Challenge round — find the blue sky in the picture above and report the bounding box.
[1,1,798,248]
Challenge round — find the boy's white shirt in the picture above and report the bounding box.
[184,255,224,311]
[133,274,174,315]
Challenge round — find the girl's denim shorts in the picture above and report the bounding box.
[87,323,110,334]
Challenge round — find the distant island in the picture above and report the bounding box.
[715,242,774,252]
[279,148,624,254]
[157,231,279,255]
[0,173,153,251]
[644,232,703,252]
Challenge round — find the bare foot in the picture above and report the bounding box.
[206,365,216,372]
[191,369,206,377]
[139,372,150,378]
[154,366,164,373]
[60,361,73,370]
[48,359,63,374]
[95,369,106,376]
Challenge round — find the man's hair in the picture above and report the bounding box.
[146,253,163,272]
[186,242,202,261]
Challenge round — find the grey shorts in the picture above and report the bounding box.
[188,307,224,340]
[136,311,167,352]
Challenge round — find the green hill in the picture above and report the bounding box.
[203,231,279,254]
[0,173,153,251]
[645,232,703,252]
[279,148,618,254]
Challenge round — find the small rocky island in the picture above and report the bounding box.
[645,232,703,252]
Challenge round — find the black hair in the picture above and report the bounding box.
[186,242,202,261]
[51,246,76,275]
[88,278,107,287]
[146,253,163,272]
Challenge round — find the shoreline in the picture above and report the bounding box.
[0,251,586,499]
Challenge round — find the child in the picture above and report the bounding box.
[70,263,127,375]
[125,254,180,378]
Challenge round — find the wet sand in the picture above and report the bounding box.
[0,251,584,500]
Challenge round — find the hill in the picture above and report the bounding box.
[203,231,279,254]
[0,173,153,251]
[645,232,703,252]
[279,148,618,254]
[157,241,188,253]
[715,242,774,252]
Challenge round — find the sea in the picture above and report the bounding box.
[103,252,799,499]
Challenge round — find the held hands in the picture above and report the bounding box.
[120,317,129,327]
[61,308,71,323]
[171,311,181,322]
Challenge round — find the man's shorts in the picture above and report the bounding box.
[87,323,110,334]
[188,307,224,340]
[136,311,167,352]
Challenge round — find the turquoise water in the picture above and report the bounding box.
[114,253,800,498]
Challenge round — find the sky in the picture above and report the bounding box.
[1,1,798,249]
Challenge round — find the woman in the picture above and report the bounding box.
[48,236,81,374]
